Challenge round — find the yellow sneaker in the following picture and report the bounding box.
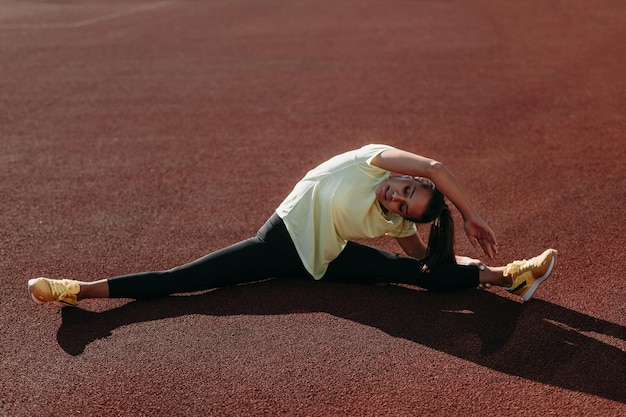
[504,249,557,302]
[28,277,81,307]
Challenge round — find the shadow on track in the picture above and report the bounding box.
[58,278,625,403]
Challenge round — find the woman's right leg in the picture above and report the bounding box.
[105,238,292,299]
[30,214,307,304]
[106,213,306,299]
[78,236,281,300]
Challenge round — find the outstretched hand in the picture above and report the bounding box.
[464,215,498,258]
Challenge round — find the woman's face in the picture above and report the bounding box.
[375,176,431,219]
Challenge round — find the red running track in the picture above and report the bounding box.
[1,0,625,416]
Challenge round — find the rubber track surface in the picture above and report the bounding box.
[1,0,625,416]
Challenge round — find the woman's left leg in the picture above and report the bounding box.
[322,241,480,292]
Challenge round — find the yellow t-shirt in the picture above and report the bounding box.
[275,144,417,279]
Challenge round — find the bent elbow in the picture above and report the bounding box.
[425,161,447,177]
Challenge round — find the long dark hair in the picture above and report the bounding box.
[407,178,456,270]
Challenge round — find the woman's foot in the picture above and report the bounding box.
[28,277,82,307]
[504,249,557,301]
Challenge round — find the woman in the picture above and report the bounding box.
[28,144,556,307]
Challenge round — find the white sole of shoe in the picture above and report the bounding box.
[521,250,557,302]
[28,278,45,305]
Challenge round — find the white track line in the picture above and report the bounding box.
[0,1,174,30]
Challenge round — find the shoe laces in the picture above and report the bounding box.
[503,259,529,277]
[48,280,73,299]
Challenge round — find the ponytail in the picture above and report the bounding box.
[423,204,456,271]
[406,177,456,271]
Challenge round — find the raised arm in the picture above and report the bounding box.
[371,148,498,257]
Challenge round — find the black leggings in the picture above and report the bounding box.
[108,214,479,299]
